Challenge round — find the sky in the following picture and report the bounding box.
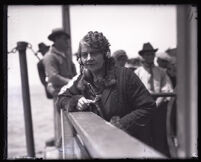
[7,5,176,88]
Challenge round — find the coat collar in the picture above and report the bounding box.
[50,46,66,58]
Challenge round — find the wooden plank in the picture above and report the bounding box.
[67,112,166,159]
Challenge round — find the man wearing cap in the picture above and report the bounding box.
[156,52,176,90]
[156,52,172,70]
[112,49,128,67]
[165,48,177,89]
[135,42,173,156]
[36,43,53,99]
[43,28,77,148]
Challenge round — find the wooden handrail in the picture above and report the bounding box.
[65,112,167,159]
[151,92,176,97]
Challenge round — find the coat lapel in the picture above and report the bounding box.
[101,86,113,106]
[101,67,117,105]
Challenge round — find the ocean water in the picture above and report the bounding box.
[7,85,54,159]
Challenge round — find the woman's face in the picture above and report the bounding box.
[80,44,105,73]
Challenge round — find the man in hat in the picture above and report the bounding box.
[43,28,77,148]
[38,42,50,56]
[36,42,56,146]
[36,43,53,99]
[156,51,176,89]
[156,52,172,70]
[135,42,173,100]
[112,49,128,67]
[135,42,173,156]
[165,48,177,89]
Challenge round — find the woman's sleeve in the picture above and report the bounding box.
[119,69,157,130]
[55,74,83,112]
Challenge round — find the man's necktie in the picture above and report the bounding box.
[149,67,155,92]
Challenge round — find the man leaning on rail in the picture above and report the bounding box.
[56,31,157,148]
[43,28,77,148]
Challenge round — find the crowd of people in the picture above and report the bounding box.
[36,29,177,157]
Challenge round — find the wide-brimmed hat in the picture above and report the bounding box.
[138,42,158,55]
[48,28,70,42]
[156,52,172,61]
[37,42,50,52]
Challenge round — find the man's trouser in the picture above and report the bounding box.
[53,97,62,148]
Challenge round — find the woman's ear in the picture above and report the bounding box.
[77,58,81,64]
[106,51,111,58]
[78,58,84,66]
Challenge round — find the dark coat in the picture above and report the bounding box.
[37,60,53,99]
[56,65,156,146]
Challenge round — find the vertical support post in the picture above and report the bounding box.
[17,41,35,157]
[62,5,72,60]
[176,5,198,158]
[61,5,75,159]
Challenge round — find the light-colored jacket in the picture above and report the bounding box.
[135,65,173,94]
[43,46,77,96]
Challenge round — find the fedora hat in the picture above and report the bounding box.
[138,42,158,55]
[48,28,70,42]
[37,42,50,52]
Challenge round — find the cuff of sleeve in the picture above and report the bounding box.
[119,115,149,131]
[119,116,133,131]
[64,95,83,112]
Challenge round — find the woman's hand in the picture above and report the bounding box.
[110,116,124,129]
[76,97,94,111]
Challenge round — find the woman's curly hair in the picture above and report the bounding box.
[83,31,110,53]
[77,31,111,59]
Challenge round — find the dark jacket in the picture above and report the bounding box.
[37,60,53,99]
[56,64,156,146]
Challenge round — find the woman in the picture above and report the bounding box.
[56,31,156,146]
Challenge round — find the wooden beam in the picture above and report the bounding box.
[62,5,72,60]
[67,112,166,159]
[176,5,198,158]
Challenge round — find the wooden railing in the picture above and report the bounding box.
[61,111,166,159]
[151,92,176,98]
[59,92,177,159]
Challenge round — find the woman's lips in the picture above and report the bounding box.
[86,63,95,66]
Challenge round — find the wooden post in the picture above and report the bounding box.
[176,5,198,158]
[62,5,72,60]
[17,41,35,157]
